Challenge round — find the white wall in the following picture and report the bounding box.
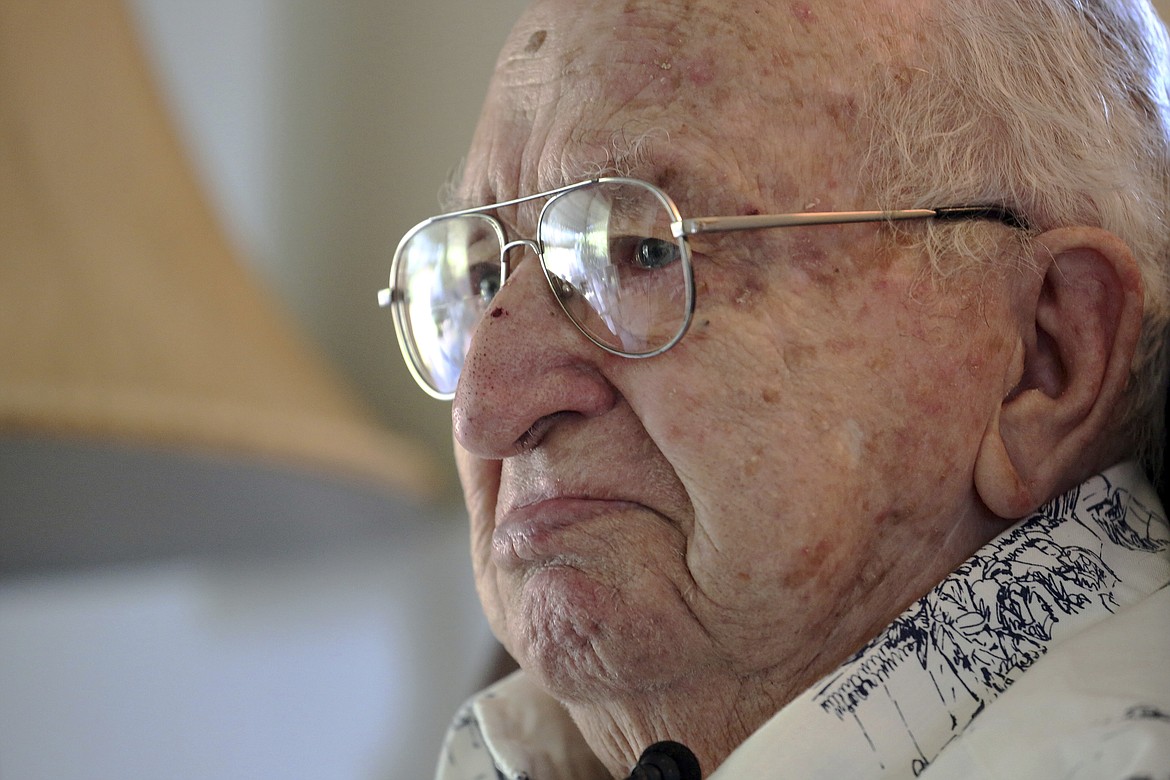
[0,516,496,780]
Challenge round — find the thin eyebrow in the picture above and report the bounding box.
[434,181,595,219]
[436,158,623,215]
[435,134,675,215]
[574,125,673,181]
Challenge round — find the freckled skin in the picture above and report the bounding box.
[451,0,1025,775]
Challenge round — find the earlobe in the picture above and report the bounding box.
[975,227,1144,519]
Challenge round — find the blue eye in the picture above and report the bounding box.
[469,262,501,301]
[633,238,681,269]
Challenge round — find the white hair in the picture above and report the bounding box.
[863,0,1170,475]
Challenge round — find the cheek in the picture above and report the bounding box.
[632,273,1010,590]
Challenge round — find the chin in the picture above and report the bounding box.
[505,564,697,703]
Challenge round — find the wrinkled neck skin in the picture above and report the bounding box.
[453,1,1014,777]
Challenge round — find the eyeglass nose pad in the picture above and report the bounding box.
[499,238,540,286]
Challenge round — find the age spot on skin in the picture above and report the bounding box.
[731,274,766,308]
[524,30,548,53]
[783,538,833,588]
[686,54,716,87]
[745,454,761,477]
[782,344,817,374]
[491,307,508,318]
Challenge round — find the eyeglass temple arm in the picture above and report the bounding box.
[673,206,1027,237]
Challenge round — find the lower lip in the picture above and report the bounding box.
[492,497,641,567]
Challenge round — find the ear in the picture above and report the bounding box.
[974,227,1144,518]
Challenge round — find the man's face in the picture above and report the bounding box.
[451,0,1019,709]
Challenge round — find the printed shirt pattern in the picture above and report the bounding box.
[436,463,1170,780]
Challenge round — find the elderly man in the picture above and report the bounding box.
[381,0,1170,776]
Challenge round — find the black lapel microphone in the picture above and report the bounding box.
[623,740,702,780]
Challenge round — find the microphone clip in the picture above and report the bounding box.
[623,740,701,780]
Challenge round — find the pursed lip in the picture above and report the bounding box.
[492,495,646,568]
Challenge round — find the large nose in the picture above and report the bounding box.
[451,248,617,459]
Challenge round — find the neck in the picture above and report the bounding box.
[560,662,812,778]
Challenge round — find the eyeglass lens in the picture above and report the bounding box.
[395,214,502,396]
[393,180,690,397]
[539,180,688,355]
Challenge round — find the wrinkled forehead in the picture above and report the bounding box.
[463,0,915,208]
[502,0,824,97]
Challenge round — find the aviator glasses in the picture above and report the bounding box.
[378,177,1023,399]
